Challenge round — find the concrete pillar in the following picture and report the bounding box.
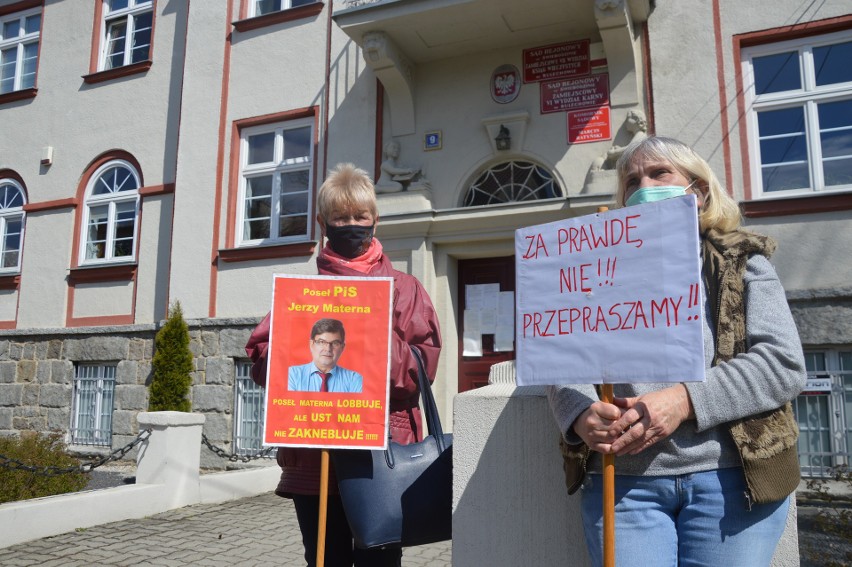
[136,411,206,508]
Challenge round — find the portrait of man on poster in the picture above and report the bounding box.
[288,318,363,393]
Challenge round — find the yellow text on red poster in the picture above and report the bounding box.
[263,275,392,450]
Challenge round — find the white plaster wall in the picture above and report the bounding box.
[17,210,74,327]
[168,1,230,319]
[136,194,174,323]
[0,290,17,321]
[72,281,134,318]
[745,212,852,293]
[1,0,184,328]
[216,259,317,318]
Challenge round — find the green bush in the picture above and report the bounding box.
[149,301,193,412]
[0,432,88,504]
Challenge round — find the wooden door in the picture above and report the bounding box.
[457,256,515,392]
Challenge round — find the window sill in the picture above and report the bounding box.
[68,263,137,284]
[82,61,152,85]
[0,274,21,290]
[741,192,852,218]
[233,2,324,32]
[219,241,317,263]
[0,87,37,105]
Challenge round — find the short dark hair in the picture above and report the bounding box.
[310,318,345,341]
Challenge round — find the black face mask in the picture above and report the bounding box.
[325,223,375,259]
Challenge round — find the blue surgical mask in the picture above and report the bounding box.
[625,183,692,207]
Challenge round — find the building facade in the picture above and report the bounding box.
[0,0,849,471]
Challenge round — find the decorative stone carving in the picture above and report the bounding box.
[582,109,648,194]
[589,109,648,172]
[376,140,429,194]
[362,32,415,136]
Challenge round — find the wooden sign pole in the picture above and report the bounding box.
[597,205,615,567]
[600,383,616,567]
[316,449,330,567]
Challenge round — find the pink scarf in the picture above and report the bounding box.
[318,238,384,274]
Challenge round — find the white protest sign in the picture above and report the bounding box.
[515,195,704,385]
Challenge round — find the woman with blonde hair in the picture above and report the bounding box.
[550,136,806,566]
[246,163,442,566]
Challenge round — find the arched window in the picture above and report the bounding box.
[463,160,562,207]
[0,178,26,272]
[80,160,140,263]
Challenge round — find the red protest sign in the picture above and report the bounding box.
[568,106,612,144]
[263,275,393,449]
[523,40,590,83]
[540,74,609,114]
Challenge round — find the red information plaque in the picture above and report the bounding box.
[523,40,590,83]
[540,74,609,114]
[568,106,612,144]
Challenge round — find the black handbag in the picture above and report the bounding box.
[331,346,452,549]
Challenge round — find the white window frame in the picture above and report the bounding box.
[233,361,269,456]
[795,348,852,477]
[98,0,153,71]
[79,159,141,265]
[0,178,26,273]
[71,363,116,447]
[237,117,314,247]
[250,0,316,18]
[0,6,40,94]
[742,30,852,199]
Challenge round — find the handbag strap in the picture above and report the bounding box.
[409,346,447,452]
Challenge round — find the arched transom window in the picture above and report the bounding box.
[81,160,140,263]
[0,179,26,272]
[463,160,562,207]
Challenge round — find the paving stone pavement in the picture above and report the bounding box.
[0,492,452,567]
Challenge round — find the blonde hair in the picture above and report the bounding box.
[614,136,742,233]
[317,163,378,221]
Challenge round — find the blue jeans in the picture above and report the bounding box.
[580,468,789,567]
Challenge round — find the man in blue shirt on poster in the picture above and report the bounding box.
[288,318,363,393]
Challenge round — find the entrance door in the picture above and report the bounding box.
[457,256,515,392]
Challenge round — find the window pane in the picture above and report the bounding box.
[247,133,275,164]
[2,20,20,39]
[245,175,272,199]
[0,184,23,209]
[292,0,316,8]
[21,42,37,89]
[244,176,272,240]
[86,205,109,259]
[113,201,137,257]
[280,170,309,197]
[255,0,279,16]
[814,41,852,87]
[757,106,805,137]
[105,19,128,69]
[279,171,309,237]
[130,11,152,63]
[760,134,808,164]
[107,0,131,12]
[24,14,40,34]
[280,190,307,216]
[283,127,311,160]
[278,215,307,238]
[753,51,801,94]
[823,157,852,187]
[0,48,15,94]
[804,352,826,372]
[761,163,810,192]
